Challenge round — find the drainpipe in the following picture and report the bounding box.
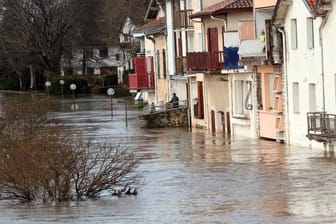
[146,35,157,104]
[278,27,290,145]
[210,15,227,31]
[319,15,329,112]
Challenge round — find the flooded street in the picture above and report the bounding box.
[1,95,336,223]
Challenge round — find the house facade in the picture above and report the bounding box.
[237,0,286,141]
[273,0,333,148]
[129,0,165,103]
[187,0,254,137]
[60,46,122,80]
[118,17,139,84]
[127,0,336,150]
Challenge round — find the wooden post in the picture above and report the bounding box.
[226,112,231,134]
[110,95,113,117]
[125,102,128,128]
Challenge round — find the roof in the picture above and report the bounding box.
[302,0,332,18]
[133,17,165,36]
[304,0,318,11]
[190,0,253,19]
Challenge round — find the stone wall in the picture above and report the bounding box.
[139,107,188,128]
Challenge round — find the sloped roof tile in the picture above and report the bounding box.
[133,17,165,35]
[190,0,253,18]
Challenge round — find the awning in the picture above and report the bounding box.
[238,39,265,57]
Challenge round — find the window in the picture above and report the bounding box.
[196,0,201,10]
[162,49,167,79]
[234,80,252,116]
[290,19,298,50]
[292,82,300,114]
[99,47,108,58]
[192,81,204,119]
[268,74,275,109]
[198,32,203,51]
[188,32,194,52]
[156,50,160,78]
[309,83,317,112]
[187,0,192,9]
[307,17,314,49]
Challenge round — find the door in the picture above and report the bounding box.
[207,27,218,52]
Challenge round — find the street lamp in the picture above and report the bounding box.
[45,81,51,98]
[59,79,65,99]
[107,88,115,116]
[70,83,78,111]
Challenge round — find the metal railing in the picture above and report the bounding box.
[142,100,188,115]
[307,112,336,141]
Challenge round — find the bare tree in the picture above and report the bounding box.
[0,95,141,202]
[0,0,82,88]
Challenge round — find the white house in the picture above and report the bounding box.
[273,0,334,149]
[60,46,122,83]
[118,17,140,84]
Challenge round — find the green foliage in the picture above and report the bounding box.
[91,84,131,97]
[104,75,118,86]
[134,100,147,110]
[0,73,20,90]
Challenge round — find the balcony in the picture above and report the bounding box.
[307,112,336,142]
[128,56,155,90]
[186,51,224,72]
[174,9,193,29]
[128,73,154,90]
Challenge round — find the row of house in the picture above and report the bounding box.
[60,17,139,85]
[127,0,336,151]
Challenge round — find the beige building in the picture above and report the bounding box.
[187,0,254,136]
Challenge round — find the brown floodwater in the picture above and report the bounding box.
[1,95,336,224]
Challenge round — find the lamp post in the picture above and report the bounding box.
[59,79,65,99]
[45,81,51,99]
[107,88,115,116]
[70,83,77,111]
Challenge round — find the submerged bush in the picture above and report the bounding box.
[0,95,140,202]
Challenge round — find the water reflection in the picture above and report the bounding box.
[0,94,336,223]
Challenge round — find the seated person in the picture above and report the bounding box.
[169,92,179,108]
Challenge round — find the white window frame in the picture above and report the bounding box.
[309,83,317,112]
[233,79,251,116]
[292,82,300,114]
[306,17,314,49]
[290,19,298,50]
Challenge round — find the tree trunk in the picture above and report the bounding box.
[29,64,36,89]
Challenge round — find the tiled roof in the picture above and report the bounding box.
[190,0,253,18]
[306,0,318,10]
[135,17,165,32]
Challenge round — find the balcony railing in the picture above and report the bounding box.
[128,56,155,90]
[174,9,193,29]
[307,112,336,142]
[186,51,224,72]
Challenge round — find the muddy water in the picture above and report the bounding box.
[1,95,336,223]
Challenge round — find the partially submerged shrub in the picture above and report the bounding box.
[0,95,140,202]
